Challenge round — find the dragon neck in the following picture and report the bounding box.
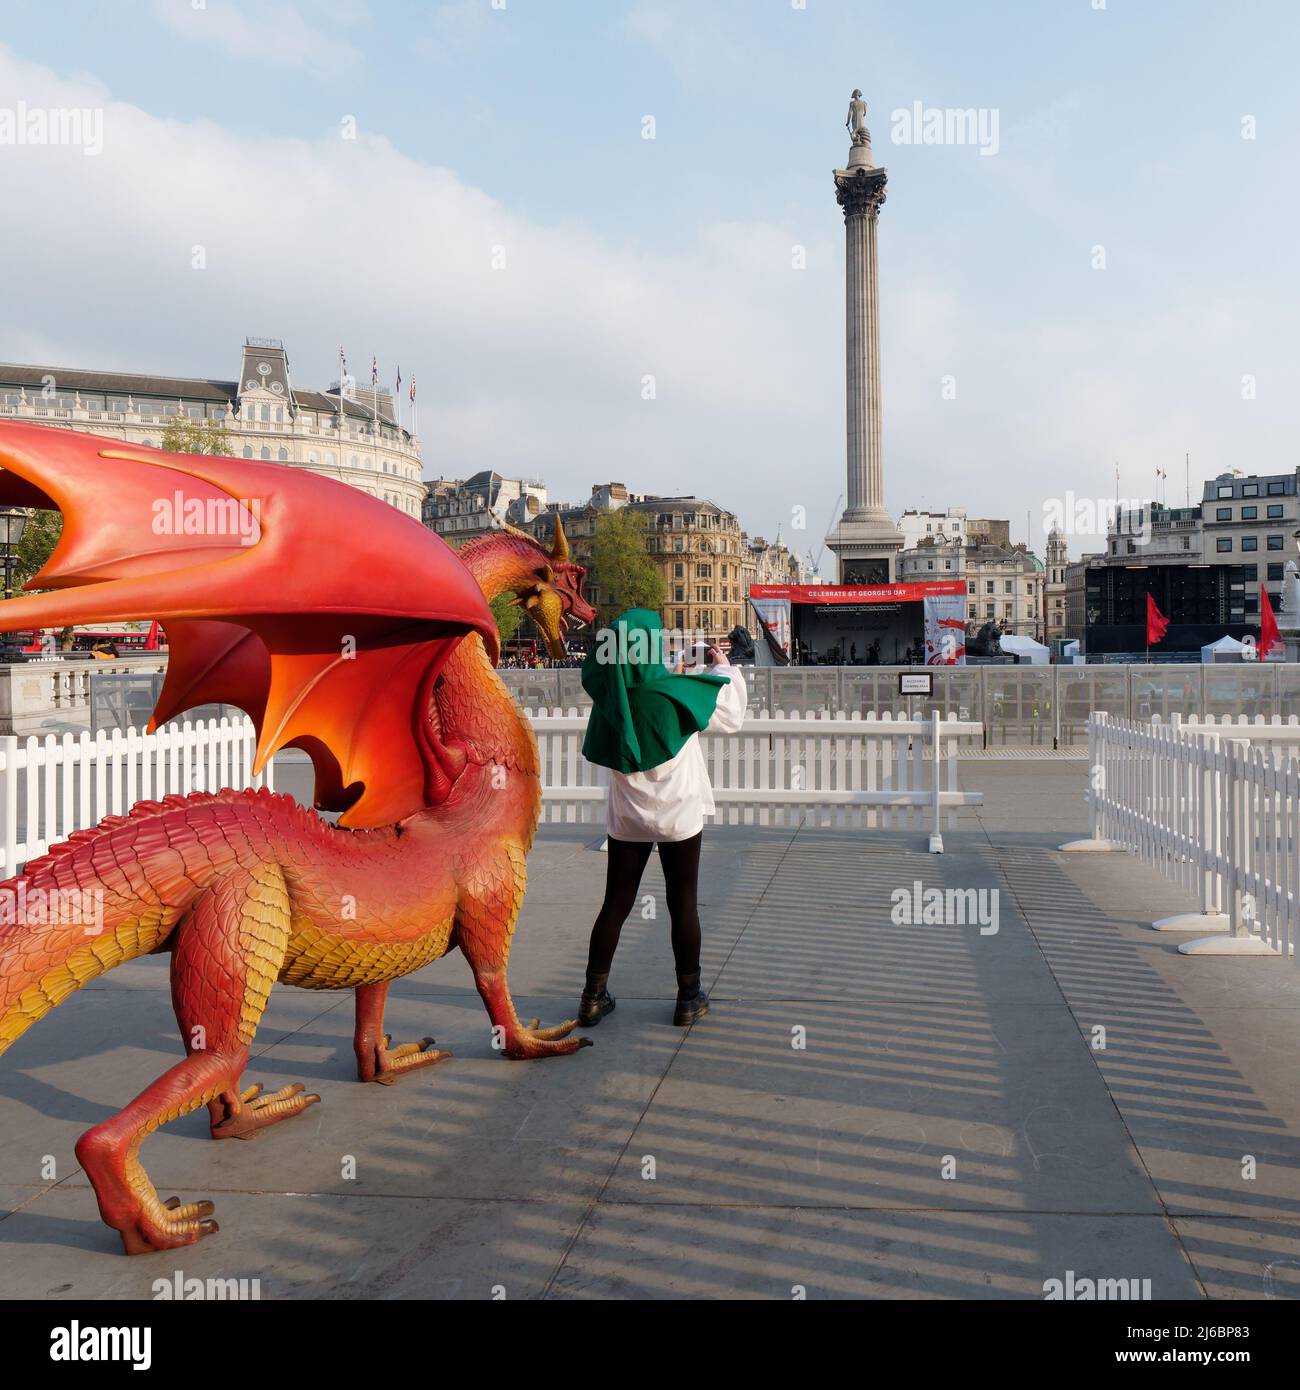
[434,532,549,766]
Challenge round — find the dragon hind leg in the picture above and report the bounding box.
[455,842,589,1060]
[75,1047,241,1255]
[353,980,452,1084]
[75,865,311,1254]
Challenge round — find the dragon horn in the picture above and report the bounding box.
[550,515,570,563]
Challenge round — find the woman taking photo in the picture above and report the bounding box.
[577,609,748,1028]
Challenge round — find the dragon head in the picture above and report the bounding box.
[510,517,596,659]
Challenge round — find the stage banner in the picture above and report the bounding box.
[749,596,792,658]
[923,592,966,664]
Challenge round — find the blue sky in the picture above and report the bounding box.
[1,0,1296,565]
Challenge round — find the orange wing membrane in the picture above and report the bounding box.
[0,422,497,826]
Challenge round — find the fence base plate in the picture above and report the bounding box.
[1058,838,1129,852]
[1177,934,1283,956]
[1150,912,1230,933]
[928,834,944,854]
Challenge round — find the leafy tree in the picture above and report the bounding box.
[490,590,525,645]
[159,417,236,456]
[589,508,664,624]
[12,508,62,592]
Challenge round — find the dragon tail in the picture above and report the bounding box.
[0,789,291,1057]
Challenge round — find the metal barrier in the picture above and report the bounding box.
[1062,711,1300,956]
[501,664,1300,748]
[528,708,984,852]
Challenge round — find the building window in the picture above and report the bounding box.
[277,448,289,461]
[1215,507,1232,521]
[1268,480,1286,495]
[243,446,254,459]
[1267,504,1284,518]
[1268,535,1284,550]
[260,447,271,461]
[985,603,994,618]
[674,563,684,578]
[674,611,684,628]
[967,581,975,594]
[1268,564,1284,581]
[1217,485,1233,498]
[1242,506,1258,520]
[985,581,994,594]
[1243,483,1259,497]
[1216,537,1232,552]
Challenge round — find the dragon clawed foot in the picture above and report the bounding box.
[364,1035,454,1085]
[210,1082,321,1140]
[505,1018,591,1059]
[116,1194,219,1256]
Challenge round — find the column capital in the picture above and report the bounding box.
[834,165,888,220]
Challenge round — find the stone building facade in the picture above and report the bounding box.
[1044,527,1069,646]
[423,470,548,546]
[898,535,1045,640]
[0,338,426,516]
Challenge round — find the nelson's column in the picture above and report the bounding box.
[824,88,904,584]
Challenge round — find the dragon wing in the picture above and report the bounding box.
[0,422,497,828]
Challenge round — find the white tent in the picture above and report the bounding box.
[999,633,1051,665]
[1200,634,1248,664]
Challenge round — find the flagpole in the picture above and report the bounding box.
[337,345,346,461]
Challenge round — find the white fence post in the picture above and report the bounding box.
[1059,712,1130,852]
[928,708,943,854]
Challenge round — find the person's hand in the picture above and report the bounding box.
[706,645,725,666]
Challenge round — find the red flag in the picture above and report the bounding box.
[1259,586,1280,658]
[1146,593,1169,647]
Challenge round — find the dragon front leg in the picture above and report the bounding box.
[76,866,311,1254]
[456,842,590,1060]
[353,980,453,1084]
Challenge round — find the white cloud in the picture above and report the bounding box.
[0,44,842,544]
[149,0,366,78]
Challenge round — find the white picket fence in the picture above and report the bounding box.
[1065,711,1300,956]
[0,708,986,875]
[0,718,273,874]
[528,708,984,851]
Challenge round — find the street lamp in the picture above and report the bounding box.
[0,505,29,601]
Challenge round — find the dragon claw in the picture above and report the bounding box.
[367,1036,453,1085]
[210,1081,321,1140]
[116,1194,220,1255]
[504,1018,591,1058]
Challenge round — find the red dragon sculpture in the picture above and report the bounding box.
[0,422,596,1255]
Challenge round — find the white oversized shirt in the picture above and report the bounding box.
[604,663,749,843]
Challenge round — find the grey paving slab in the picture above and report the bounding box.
[548,1204,1200,1299]
[962,760,1092,847]
[600,998,1161,1214]
[0,1185,585,1299]
[714,838,1063,1006]
[47,994,673,1207]
[0,988,347,1190]
[1173,1218,1300,1299]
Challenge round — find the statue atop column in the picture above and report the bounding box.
[846,89,871,146]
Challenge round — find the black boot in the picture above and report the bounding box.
[578,971,615,1027]
[672,970,709,1026]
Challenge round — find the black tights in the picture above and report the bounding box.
[585,832,703,978]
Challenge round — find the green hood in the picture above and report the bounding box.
[581,609,727,774]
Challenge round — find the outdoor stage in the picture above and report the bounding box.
[750,579,967,665]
